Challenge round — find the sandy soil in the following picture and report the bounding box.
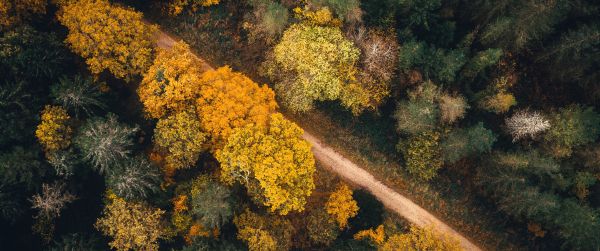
[155,30,482,251]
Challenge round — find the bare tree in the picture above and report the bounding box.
[30,182,76,220]
[505,109,551,142]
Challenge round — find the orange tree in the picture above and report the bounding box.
[57,0,157,81]
[217,113,315,215]
[196,66,278,149]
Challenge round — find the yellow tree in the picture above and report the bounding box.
[35,105,72,153]
[167,0,220,16]
[0,0,46,27]
[234,208,294,251]
[57,0,158,81]
[379,226,462,251]
[138,41,202,119]
[196,66,278,148]
[261,23,361,113]
[326,183,359,229]
[217,113,315,215]
[153,110,207,170]
[95,192,164,251]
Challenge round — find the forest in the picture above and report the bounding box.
[1,0,599,250]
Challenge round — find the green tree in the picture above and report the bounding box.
[441,122,496,163]
[394,82,440,135]
[544,105,600,158]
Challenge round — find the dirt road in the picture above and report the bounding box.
[154,30,482,251]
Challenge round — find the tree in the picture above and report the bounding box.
[0,0,46,28]
[74,114,139,174]
[49,233,105,251]
[394,82,440,135]
[379,225,462,251]
[441,123,496,164]
[0,25,68,81]
[106,155,161,201]
[243,0,289,43]
[505,109,550,142]
[30,182,76,242]
[479,0,569,51]
[138,41,203,119]
[233,208,295,251]
[397,41,466,84]
[311,0,362,23]
[399,131,442,181]
[35,105,72,153]
[95,192,164,251]
[167,0,220,16]
[217,113,315,215]
[153,110,207,170]
[50,75,106,117]
[30,182,76,221]
[346,27,399,112]
[326,183,359,229]
[306,208,339,246]
[476,77,517,114]
[57,0,158,81]
[438,93,468,124]
[261,23,361,113]
[196,66,278,148]
[46,149,78,177]
[354,225,385,245]
[0,146,45,190]
[189,176,233,229]
[544,105,600,157]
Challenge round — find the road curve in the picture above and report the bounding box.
[153,29,482,251]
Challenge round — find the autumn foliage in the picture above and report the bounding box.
[35,105,72,153]
[326,183,359,229]
[95,192,164,251]
[57,0,158,81]
[217,113,315,215]
[138,41,202,119]
[196,66,278,148]
[153,110,207,170]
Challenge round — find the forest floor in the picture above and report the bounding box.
[153,28,482,251]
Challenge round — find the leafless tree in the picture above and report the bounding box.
[505,109,551,142]
[30,182,76,220]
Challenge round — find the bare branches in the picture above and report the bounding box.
[505,109,550,142]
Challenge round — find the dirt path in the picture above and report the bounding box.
[154,30,482,251]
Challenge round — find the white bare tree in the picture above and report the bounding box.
[505,109,551,142]
[30,182,76,220]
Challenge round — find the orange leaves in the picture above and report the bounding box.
[326,183,358,229]
[354,225,385,245]
[35,105,72,153]
[196,66,278,148]
[57,0,157,81]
